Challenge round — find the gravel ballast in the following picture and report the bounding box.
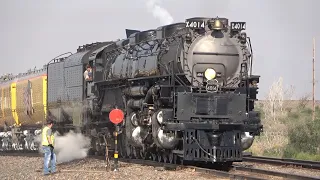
[0,156,228,180]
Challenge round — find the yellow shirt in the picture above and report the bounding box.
[41,126,54,146]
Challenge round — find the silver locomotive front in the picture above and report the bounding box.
[183,17,249,90]
[183,17,255,151]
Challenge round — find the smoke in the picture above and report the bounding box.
[143,0,174,25]
[53,131,91,164]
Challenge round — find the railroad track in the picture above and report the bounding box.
[120,158,320,180]
[231,164,319,180]
[243,155,320,170]
[1,152,320,180]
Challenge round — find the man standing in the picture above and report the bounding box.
[42,120,56,175]
[83,64,92,81]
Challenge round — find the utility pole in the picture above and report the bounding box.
[312,37,316,121]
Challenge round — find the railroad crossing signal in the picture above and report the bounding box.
[109,108,124,171]
[109,108,124,124]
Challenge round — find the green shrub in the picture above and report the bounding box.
[294,152,320,161]
[250,101,320,161]
[280,107,320,160]
[301,107,312,115]
[263,147,283,158]
[282,145,296,158]
[287,119,320,153]
[287,112,299,120]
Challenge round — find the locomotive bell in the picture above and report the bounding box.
[209,19,223,30]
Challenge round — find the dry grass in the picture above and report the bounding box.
[247,77,314,158]
[250,120,289,157]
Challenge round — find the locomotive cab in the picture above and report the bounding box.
[84,61,94,98]
[84,61,93,82]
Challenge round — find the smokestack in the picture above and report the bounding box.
[125,29,140,38]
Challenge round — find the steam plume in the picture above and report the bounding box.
[53,131,91,164]
[144,0,174,25]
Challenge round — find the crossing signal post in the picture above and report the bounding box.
[109,108,124,171]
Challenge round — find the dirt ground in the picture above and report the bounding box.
[0,156,229,180]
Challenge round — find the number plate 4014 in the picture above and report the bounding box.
[186,20,205,29]
[230,22,246,31]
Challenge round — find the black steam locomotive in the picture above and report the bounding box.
[0,16,262,167]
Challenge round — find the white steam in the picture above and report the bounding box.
[53,131,91,164]
[144,0,174,25]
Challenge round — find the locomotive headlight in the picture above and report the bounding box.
[204,68,216,80]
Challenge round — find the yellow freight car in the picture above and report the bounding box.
[0,81,15,128]
[0,71,47,122]
[15,73,47,127]
[0,68,47,150]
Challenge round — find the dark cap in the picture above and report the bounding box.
[47,120,54,125]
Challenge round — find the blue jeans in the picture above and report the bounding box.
[43,146,56,175]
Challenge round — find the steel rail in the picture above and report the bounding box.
[194,167,266,180]
[119,158,267,180]
[243,155,320,170]
[233,164,320,180]
[0,151,40,157]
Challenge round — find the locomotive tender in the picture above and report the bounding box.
[0,16,262,166]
